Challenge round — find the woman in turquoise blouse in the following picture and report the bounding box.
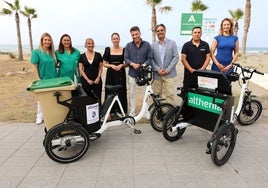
[56,34,81,82]
[30,32,57,124]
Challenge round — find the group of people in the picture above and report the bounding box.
[181,18,239,89]
[30,17,239,125]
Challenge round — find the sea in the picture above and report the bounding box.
[0,44,268,55]
[0,45,107,55]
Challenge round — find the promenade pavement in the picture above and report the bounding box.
[0,109,268,188]
[250,72,268,91]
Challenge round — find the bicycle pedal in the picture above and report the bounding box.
[235,128,239,135]
[206,149,211,154]
[134,129,141,134]
[89,133,101,141]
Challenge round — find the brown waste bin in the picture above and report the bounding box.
[27,77,76,131]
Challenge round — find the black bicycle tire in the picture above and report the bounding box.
[150,103,173,132]
[162,107,185,141]
[237,99,262,126]
[211,123,237,166]
[44,122,90,163]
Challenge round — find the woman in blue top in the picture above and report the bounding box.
[30,32,57,124]
[56,34,80,82]
[211,18,239,77]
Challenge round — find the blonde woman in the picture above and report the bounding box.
[30,32,57,124]
[79,38,103,102]
[211,18,239,76]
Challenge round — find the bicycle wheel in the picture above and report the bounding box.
[211,123,237,166]
[237,99,262,126]
[162,107,185,141]
[44,122,90,163]
[150,103,173,132]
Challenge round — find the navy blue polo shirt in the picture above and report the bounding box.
[181,40,210,75]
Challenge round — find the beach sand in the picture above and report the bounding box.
[0,53,267,123]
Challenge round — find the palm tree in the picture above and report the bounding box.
[229,8,244,36]
[20,6,37,52]
[0,0,23,60]
[241,0,251,56]
[191,0,208,12]
[146,0,172,42]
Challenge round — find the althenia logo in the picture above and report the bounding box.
[187,92,223,114]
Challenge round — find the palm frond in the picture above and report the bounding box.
[159,6,172,14]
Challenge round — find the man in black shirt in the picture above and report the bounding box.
[181,26,210,89]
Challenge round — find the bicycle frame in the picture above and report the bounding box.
[95,83,154,134]
[95,94,127,134]
[133,84,153,122]
[232,79,247,123]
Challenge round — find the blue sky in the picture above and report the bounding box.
[0,0,267,48]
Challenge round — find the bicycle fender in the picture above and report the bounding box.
[250,95,257,98]
[148,103,156,111]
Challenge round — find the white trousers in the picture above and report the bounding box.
[128,76,147,116]
[36,101,43,121]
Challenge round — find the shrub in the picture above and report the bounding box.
[8,52,16,59]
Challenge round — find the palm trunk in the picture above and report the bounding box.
[15,12,23,61]
[233,20,238,36]
[28,18,33,52]
[151,6,157,42]
[241,0,251,56]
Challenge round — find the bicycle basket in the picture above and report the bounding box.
[227,72,240,82]
[135,66,152,86]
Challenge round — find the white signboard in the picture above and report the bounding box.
[198,76,218,90]
[86,103,99,125]
[203,18,217,34]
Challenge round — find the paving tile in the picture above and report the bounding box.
[0,119,268,188]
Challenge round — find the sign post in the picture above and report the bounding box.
[180,13,203,35]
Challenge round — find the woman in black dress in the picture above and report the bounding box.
[79,38,103,102]
[103,33,127,114]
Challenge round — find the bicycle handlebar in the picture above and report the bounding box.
[255,70,265,75]
[233,63,264,79]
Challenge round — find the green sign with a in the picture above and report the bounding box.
[181,13,203,35]
[187,92,224,114]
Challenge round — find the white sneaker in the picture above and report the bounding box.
[36,118,43,125]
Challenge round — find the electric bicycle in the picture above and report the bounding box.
[228,63,264,125]
[43,65,172,163]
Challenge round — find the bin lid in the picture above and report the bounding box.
[27,77,73,91]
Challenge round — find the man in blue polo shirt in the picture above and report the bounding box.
[181,26,210,89]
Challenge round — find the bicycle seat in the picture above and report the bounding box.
[105,85,122,93]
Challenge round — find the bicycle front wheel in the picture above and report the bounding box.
[237,99,262,126]
[162,107,185,141]
[150,103,173,132]
[211,123,237,166]
[44,122,90,163]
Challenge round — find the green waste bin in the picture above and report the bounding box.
[27,77,76,131]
